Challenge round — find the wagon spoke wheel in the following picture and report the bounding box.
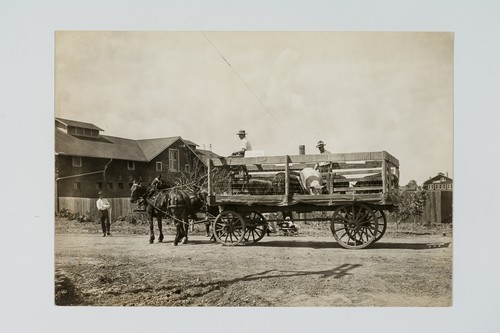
[243,212,268,243]
[373,210,387,243]
[213,211,246,246]
[330,204,378,249]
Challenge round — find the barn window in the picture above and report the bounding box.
[127,160,135,170]
[118,183,124,190]
[107,182,113,190]
[72,156,82,167]
[76,127,84,135]
[96,182,103,190]
[156,161,163,172]
[73,182,81,190]
[169,149,180,171]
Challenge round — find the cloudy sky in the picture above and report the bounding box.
[55,31,453,185]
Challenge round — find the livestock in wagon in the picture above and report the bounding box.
[206,151,400,249]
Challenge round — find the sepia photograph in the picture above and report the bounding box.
[54,31,453,307]
[5,1,500,332]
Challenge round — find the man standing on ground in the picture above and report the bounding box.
[96,191,111,237]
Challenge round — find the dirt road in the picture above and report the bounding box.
[55,222,452,307]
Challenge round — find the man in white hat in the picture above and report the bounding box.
[232,130,252,157]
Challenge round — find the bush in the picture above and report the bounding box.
[395,189,427,223]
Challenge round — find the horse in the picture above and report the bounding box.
[166,188,192,246]
[186,188,219,237]
[130,180,169,244]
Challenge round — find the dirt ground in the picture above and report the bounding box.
[54,218,452,307]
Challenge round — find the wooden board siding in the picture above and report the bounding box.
[59,197,135,221]
[423,191,453,224]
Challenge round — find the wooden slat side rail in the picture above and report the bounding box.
[210,151,399,167]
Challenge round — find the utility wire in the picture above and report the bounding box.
[201,32,298,146]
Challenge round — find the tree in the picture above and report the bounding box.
[396,188,427,224]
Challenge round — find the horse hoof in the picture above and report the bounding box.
[173,242,178,246]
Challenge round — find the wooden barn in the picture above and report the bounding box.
[55,118,219,219]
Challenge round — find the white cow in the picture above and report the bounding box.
[299,167,324,195]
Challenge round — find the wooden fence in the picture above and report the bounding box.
[58,197,134,221]
[423,191,453,224]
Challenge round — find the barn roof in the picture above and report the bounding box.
[56,118,104,131]
[136,137,181,161]
[55,129,147,161]
[55,129,205,162]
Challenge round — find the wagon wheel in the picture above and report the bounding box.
[213,210,246,246]
[243,212,268,243]
[330,203,378,249]
[373,210,387,243]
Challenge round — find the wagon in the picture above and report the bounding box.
[206,151,400,249]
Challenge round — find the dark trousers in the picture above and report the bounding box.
[99,209,110,234]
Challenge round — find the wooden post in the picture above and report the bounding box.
[207,158,213,205]
[381,159,387,194]
[285,155,290,198]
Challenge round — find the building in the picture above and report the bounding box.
[423,172,453,191]
[55,117,219,218]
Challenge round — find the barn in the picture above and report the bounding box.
[55,117,219,219]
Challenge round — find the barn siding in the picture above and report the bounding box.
[59,197,135,221]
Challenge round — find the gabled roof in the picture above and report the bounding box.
[423,173,453,185]
[136,137,181,161]
[56,118,104,131]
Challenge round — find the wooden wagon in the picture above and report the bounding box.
[206,151,400,249]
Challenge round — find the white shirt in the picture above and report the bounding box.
[239,137,252,151]
[96,198,110,211]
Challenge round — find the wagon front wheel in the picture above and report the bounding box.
[213,211,246,246]
[330,204,378,249]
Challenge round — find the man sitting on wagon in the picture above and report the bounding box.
[314,140,332,173]
[231,129,252,157]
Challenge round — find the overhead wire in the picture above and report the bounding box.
[201,32,298,146]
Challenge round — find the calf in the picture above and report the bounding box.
[299,167,324,195]
[246,179,274,195]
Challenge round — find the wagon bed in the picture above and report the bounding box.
[207,151,400,249]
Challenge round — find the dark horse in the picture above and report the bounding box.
[185,188,219,238]
[166,188,192,246]
[130,180,170,244]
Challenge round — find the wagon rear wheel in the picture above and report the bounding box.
[243,212,268,243]
[373,210,387,243]
[330,203,378,249]
[213,211,246,246]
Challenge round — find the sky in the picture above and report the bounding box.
[55,31,453,185]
